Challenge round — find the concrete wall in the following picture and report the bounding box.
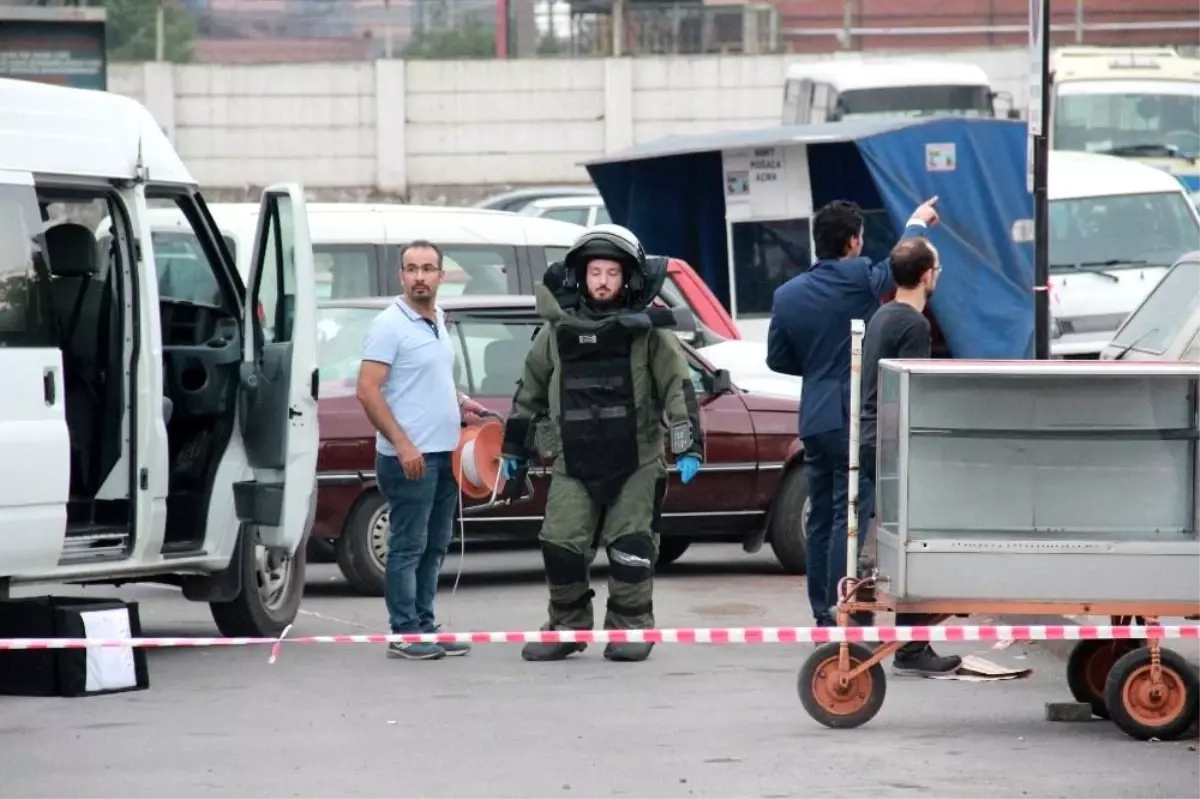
[111,47,1031,203]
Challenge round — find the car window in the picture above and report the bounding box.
[315,306,380,383]
[595,205,612,224]
[386,244,515,297]
[660,272,697,311]
[150,229,224,306]
[542,207,590,226]
[314,244,374,300]
[1109,256,1200,355]
[686,360,707,394]
[1184,327,1200,361]
[545,246,569,266]
[449,317,542,397]
[1049,191,1199,273]
[0,183,65,347]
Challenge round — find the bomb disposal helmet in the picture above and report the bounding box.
[561,224,649,308]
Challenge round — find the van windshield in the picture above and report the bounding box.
[1049,191,1199,273]
[1053,85,1200,156]
[831,85,993,121]
[1109,256,1200,355]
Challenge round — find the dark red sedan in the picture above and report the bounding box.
[312,296,809,595]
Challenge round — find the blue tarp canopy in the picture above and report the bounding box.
[584,117,1035,359]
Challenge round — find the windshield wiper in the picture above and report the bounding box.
[1096,143,1197,163]
[1050,260,1133,282]
[1112,326,1160,360]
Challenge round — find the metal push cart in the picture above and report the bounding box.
[797,331,1200,741]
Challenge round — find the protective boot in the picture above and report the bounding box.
[521,623,589,662]
[601,597,655,662]
[603,535,657,662]
[603,641,654,662]
[524,543,595,662]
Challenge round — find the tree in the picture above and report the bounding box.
[97,0,197,63]
[404,20,495,60]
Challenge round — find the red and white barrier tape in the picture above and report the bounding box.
[0,624,1196,664]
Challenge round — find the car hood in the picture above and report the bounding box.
[696,340,803,402]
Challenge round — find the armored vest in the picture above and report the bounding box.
[555,317,640,504]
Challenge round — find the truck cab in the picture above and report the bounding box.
[1049,47,1200,193]
[0,77,319,637]
[781,60,1007,125]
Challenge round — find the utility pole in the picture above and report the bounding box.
[155,0,165,62]
[384,0,393,58]
[1029,0,1052,359]
[612,0,624,57]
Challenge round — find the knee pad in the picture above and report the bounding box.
[607,533,656,584]
[541,541,588,586]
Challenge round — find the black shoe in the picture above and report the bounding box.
[603,642,654,662]
[521,626,587,662]
[892,644,962,676]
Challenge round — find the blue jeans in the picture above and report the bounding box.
[376,451,458,634]
[802,428,875,624]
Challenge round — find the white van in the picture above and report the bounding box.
[1048,150,1200,357]
[0,77,319,637]
[132,202,587,302]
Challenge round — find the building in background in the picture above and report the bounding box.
[772,0,1200,53]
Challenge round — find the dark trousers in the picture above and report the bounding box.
[861,442,936,649]
[802,428,874,624]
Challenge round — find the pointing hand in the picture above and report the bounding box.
[914,196,940,227]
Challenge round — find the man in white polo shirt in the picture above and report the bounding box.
[356,240,489,661]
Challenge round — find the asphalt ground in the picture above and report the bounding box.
[0,543,1197,798]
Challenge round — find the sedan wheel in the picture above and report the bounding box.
[769,468,809,574]
[335,492,389,596]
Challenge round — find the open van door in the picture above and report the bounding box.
[0,171,69,575]
[235,184,318,554]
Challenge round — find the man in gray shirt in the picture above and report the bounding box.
[860,237,961,676]
[357,240,489,661]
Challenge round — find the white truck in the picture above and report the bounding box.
[0,76,319,637]
[1049,47,1200,193]
[781,59,1016,125]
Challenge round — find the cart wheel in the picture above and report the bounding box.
[1104,647,1199,741]
[798,642,886,729]
[1066,639,1143,719]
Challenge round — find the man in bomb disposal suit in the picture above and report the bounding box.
[500,225,704,663]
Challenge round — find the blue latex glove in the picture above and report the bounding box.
[677,454,701,485]
[500,456,524,480]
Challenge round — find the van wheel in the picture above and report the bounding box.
[210,529,306,638]
[336,492,388,597]
[769,468,809,575]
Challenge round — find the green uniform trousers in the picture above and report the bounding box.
[538,460,667,631]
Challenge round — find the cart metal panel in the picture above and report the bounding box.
[874,360,1200,603]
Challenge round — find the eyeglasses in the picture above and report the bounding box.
[402,264,441,276]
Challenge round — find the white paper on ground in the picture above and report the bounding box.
[80,607,137,692]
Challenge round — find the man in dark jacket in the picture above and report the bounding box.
[766,197,939,627]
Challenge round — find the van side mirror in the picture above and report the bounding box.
[1007,108,1021,120]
